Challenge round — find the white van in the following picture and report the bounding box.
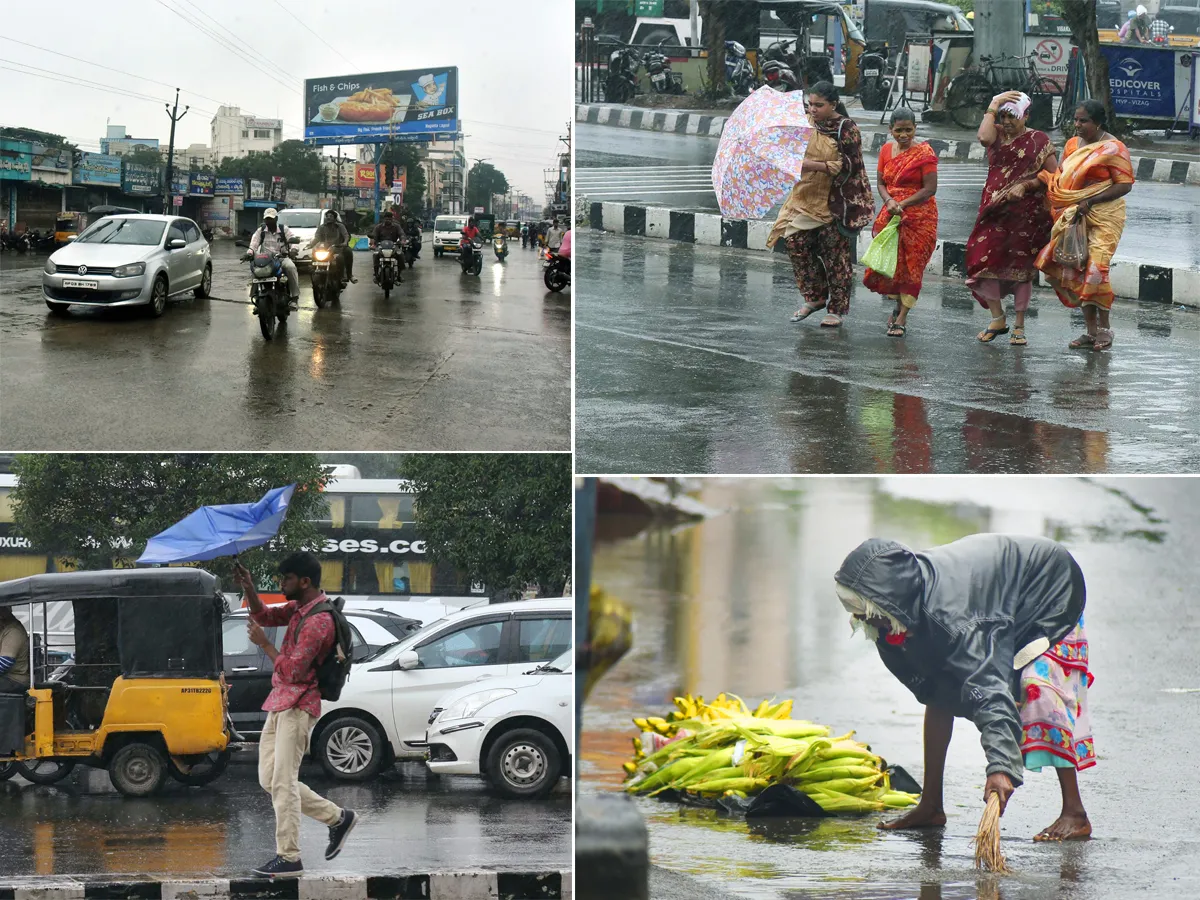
[433,214,468,258]
[276,208,324,268]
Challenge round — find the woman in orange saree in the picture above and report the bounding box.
[863,108,939,338]
[1036,100,1135,352]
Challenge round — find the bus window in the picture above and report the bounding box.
[0,487,13,523]
[313,495,345,529]
[351,494,415,529]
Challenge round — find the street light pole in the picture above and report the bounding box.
[163,88,189,214]
[470,156,491,214]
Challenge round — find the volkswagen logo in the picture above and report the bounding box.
[77,265,87,276]
[1118,58,1143,78]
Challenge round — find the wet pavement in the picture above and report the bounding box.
[0,756,570,878]
[575,232,1200,475]
[576,124,1200,270]
[0,240,570,450]
[580,476,1200,900]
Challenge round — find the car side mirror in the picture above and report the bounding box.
[167,238,186,250]
[396,649,420,671]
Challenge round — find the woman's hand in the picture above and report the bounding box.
[885,197,902,216]
[1007,182,1027,201]
[1077,198,1091,216]
[984,771,1015,814]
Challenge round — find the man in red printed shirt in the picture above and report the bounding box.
[232,553,358,879]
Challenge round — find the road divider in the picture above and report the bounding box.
[583,200,1199,308]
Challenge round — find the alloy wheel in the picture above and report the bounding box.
[326,725,375,775]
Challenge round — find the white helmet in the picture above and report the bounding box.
[1136,4,1147,15]
[263,208,278,219]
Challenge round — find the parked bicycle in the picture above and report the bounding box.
[945,52,1063,130]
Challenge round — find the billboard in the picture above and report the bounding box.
[170,171,189,194]
[30,143,70,170]
[189,172,215,196]
[303,67,458,145]
[249,179,267,201]
[215,177,245,195]
[73,152,121,186]
[0,140,33,181]
[1099,45,1175,118]
[122,163,161,195]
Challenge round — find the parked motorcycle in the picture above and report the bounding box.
[761,39,801,92]
[646,41,685,95]
[724,41,756,96]
[605,44,640,103]
[459,235,483,276]
[241,242,297,341]
[309,241,345,309]
[376,239,402,299]
[857,41,890,111]
[493,232,509,261]
[1,230,31,253]
[543,250,570,293]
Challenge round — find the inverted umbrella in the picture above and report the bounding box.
[137,484,298,564]
[712,86,813,220]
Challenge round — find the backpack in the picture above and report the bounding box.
[297,597,354,701]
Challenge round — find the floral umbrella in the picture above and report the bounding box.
[712,86,813,220]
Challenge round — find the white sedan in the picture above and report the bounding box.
[425,649,572,798]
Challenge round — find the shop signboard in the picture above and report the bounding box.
[122,163,161,195]
[0,139,33,181]
[73,152,121,186]
[354,163,377,187]
[1099,45,1176,117]
[215,177,245,195]
[269,176,286,202]
[303,67,459,145]
[30,142,71,170]
[1026,34,1070,89]
[249,179,266,201]
[244,118,281,131]
[189,172,215,196]
[171,171,190,194]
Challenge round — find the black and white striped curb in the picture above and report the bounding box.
[0,871,571,900]
[584,200,1199,307]
[576,103,1200,186]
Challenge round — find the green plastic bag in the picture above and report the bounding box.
[861,215,900,279]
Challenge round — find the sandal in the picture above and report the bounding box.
[977,317,1009,343]
[886,298,902,329]
[1068,332,1095,350]
[820,313,843,328]
[1010,327,1027,346]
[791,302,826,322]
[1092,328,1114,352]
[887,323,906,338]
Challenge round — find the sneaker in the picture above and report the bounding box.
[253,855,303,878]
[289,299,299,310]
[349,276,358,283]
[325,809,357,861]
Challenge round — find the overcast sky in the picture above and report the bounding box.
[1,0,571,199]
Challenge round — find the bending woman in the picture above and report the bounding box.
[965,91,1057,346]
[863,108,939,338]
[769,82,874,329]
[1035,100,1135,353]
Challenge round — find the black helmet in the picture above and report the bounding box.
[383,209,394,218]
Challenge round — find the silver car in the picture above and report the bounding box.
[42,214,212,317]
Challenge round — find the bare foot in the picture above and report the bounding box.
[1034,810,1091,841]
[878,805,947,830]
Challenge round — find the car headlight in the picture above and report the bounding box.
[43,258,56,275]
[437,688,516,722]
[112,262,146,278]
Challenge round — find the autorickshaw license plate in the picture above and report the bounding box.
[62,279,99,289]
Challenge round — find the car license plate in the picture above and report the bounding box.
[62,279,99,290]
[863,68,880,77]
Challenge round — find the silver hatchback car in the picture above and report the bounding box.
[42,214,212,317]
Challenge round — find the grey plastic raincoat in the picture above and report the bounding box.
[834,534,1085,786]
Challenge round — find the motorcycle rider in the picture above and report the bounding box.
[520,222,530,249]
[460,216,481,264]
[248,208,301,310]
[370,209,404,283]
[311,209,357,285]
[546,217,566,253]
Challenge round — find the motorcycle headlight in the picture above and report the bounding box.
[112,262,146,278]
[437,688,516,722]
[313,249,331,261]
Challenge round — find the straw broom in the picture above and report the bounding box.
[972,792,1010,874]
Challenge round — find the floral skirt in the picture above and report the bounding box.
[1018,617,1095,772]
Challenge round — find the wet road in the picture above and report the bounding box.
[575,232,1200,475]
[576,123,1200,269]
[0,240,570,450]
[581,476,1200,900]
[0,757,570,878]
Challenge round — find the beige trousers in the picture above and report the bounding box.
[259,707,341,861]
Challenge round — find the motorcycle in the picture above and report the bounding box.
[543,250,570,293]
[1,230,30,253]
[605,44,640,103]
[761,39,801,92]
[309,241,345,309]
[201,224,214,243]
[493,232,509,261]
[459,235,483,276]
[241,240,297,341]
[857,41,890,111]
[404,223,422,264]
[646,41,685,95]
[724,41,756,96]
[376,240,402,299]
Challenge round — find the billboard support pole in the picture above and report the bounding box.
[373,143,383,226]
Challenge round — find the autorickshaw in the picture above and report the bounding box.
[53,212,86,247]
[757,0,868,93]
[0,568,232,797]
[475,214,496,240]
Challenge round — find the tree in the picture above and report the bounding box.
[1056,0,1116,134]
[699,0,731,99]
[0,126,76,151]
[379,143,428,218]
[10,454,331,585]
[124,146,165,168]
[216,140,325,192]
[465,162,509,214]
[398,455,571,600]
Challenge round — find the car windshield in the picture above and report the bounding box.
[76,218,166,245]
[279,211,322,228]
[435,217,465,231]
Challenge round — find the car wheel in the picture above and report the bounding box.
[17,759,76,785]
[0,761,16,781]
[146,275,168,318]
[109,743,167,797]
[485,728,561,799]
[45,300,70,314]
[194,264,212,299]
[167,749,230,786]
[316,716,385,782]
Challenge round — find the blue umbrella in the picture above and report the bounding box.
[137,484,298,564]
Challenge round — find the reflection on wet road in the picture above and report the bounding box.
[581,477,1200,900]
[575,233,1200,474]
[0,241,570,450]
[0,759,570,878]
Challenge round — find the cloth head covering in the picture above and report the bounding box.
[1136,4,1147,15]
[834,581,907,642]
[999,92,1032,119]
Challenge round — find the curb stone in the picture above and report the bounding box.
[0,873,571,900]
[577,103,1200,186]
[584,199,1200,308]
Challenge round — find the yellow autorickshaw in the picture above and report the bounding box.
[759,0,867,93]
[0,568,231,797]
[53,212,86,246]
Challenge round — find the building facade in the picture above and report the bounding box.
[99,125,160,157]
[210,106,282,163]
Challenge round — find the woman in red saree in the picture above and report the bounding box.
[1035,100,1135,352]
[965,91,1058,346]
[863,108,939,337]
